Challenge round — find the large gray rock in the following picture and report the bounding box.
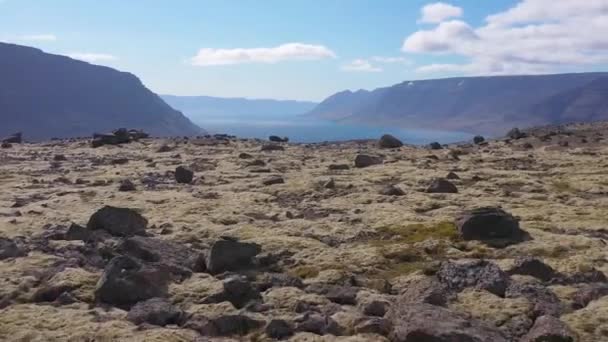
[87,206,148,237]
[174,166,194,184]
[206,239,261,274]
[0,237,27,260]
[521,315,576,342]
[506,280,562,318]
[437,260,510,297]
[127,298,183,326]
[388,303,508,342]
[95,256,169,308]
[398,276,449,307]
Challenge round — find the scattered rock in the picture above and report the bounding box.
[323,178,336,189]
[506,280,562,318]
[445,171,460,179]
[209,276,262,309]
[354,154,383,168]
[295,313,342,335]
[0,237,27,260]
[262,175,284,186]
[507,127,526,140]
[521,315,576,342]
[428,142,443,150]
[473,135,485,144]
[379,185,405,196]
[174,166,194,184]
[184,314,264,337]
[328,164,350,170]
[238,152,253,159]
[95,256,169,308]
[388,303,508,342]
[118,179,136,192]
[308,284,358,305]
[87,206,148,237]
[269,135,289,143]
[456,207,523,242]
[362,300,390,317]
[426,178,458,193]
[255,273,304,291]
[508,257,557,282]
[437,260,510,297]
[354,316,392,336]
[378,134,403,148]
[399,276,449,306]
[206,239,261,274]
[0,142,11,148]
[261,144,285,151]
[572,283,608,309]
[92,128,146,147]
[127,298,183,326]
[266,319,294,339]
[53,154,67,161]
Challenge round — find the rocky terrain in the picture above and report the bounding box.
[1,123,608,341]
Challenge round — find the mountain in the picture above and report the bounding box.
[307,73,608,135]
[0,42,203,140]
[162,95,317,122]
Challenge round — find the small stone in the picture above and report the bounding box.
[473,135,485,144]
[87,206,148,237]
[206,239,261,274]
[127,298,182,326]
[328,164,350,170]
[379,185,405,196]
[428,142,443,150]
[118,179,136,192]
[426,178,458,193]
[446,171,460,179]
[266,319,294,339]
[269,136,289,143]
[355,154,383,168]
[262,175,284,186]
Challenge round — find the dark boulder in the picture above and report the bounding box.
[446,171,460,180]
[521,315,576,342]
[388,303,508,342]
[269,136,289,143]
[0,237,27,260]
[87,206,148,237]
[2,132,22,143]
[308,284,358,305]
[118,179,136,192]
[473,135,485,144]
[206,239,261,274]
[328,164,350,170]
[238,152,253,159]
[437,260,510,297]
[174,166,194,184]
[127,298,183,326]
[456,207,523,242]
[378,134,403,148]
[508,257,557,282]
[184,314,264,337]
[295,313,343,336]
[217,276,262,309]
[354,154,383,168]
[95,256,169,308]
[354,317,392,336]
[1,142,11,148]
[506,281,562,318]
[53,154,67,161]
[266,319,294,340]
[426,178,458,193]
[428,142,442,150]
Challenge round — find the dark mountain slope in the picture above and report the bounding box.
[0,42,203,140]
[307,73,608,135]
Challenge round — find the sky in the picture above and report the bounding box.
[2,0,608,101]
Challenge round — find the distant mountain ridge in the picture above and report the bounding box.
[0,42,203,140]
[307,73,608,135]
[162,95,317,121]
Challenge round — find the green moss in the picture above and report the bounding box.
[377,261,428,279]
[290,266,320,279]
[376,221,459,244]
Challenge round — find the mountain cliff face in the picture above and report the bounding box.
[162,95,317,122]
[307,73,608,135]
[0,42,203,140]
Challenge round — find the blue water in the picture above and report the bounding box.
[194,117,472,145]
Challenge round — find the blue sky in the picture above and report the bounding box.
[2,0,607,101]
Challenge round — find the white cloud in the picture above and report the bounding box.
[404,0,608,75]
[190,43,336,66]
[18,34,57,42]
[66,53,118,63]
[420,2,463,24]
[371,56,412,65]
[341,59,382,72]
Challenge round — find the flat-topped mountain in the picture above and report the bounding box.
[0,42,203,140]
[307,73,608,135]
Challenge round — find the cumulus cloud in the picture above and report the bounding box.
[18,34,57,42]
[419,2,463,24]
[341,59,382,72]
[190,43,336,66]
[404,0,608,75]
[66,53,118,63]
